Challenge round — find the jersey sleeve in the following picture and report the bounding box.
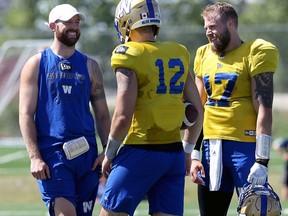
[250,39,279,76]
[193,44,210,78]
[111,43,143,73]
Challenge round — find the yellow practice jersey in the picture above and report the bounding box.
[194,39,279,142]
[111,41,190,144]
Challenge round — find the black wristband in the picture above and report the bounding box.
[256,158,269,167]
[194,128,203,151]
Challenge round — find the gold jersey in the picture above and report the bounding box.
[194,39,279,142]
[111,41,190,144]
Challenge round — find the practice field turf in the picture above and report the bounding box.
[0,145,287,216]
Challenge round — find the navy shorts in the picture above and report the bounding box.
[38,144,100,216]
[100,145,186,216]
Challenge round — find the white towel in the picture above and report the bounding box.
[209,139,223,191]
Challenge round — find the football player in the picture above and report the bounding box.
[19,4,111,216]
[99,0,203,215]
[190,2,279,215]
[273,137,288,201]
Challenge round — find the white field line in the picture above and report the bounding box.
[0,150,27,164]
[0,211,48,216]
[283,208,288,215]
[0,137,24,148]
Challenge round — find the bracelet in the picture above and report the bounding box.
[182,140,195,153]
[256,158,269,167]
[191,149,200,160]
[105,135,122,160]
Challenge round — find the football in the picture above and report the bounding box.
[181,102,198,130]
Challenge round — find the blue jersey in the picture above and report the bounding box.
[35,48,96,150]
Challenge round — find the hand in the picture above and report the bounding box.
[101,156,113,179]
[190,159,205,185]
[92,151,104,171]
[30,158,50,179]
[247,162,268,186]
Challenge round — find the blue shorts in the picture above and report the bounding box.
[200,140,256,193]
[100,145,186,216]
[38,144,100,216]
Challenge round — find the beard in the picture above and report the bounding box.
[211,27,231,55]
[56,29,80,47]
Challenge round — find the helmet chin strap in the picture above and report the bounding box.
[153,26,160,37]
[125,28,130,43]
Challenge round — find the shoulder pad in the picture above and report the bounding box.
[250,39,277,51]
[113,42,144,57]
[111,42,144,71]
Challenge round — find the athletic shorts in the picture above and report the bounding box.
[200,140,257,193]
[38,144,100,216]
[100,145,186,216]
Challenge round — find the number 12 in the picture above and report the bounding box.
[155,58,185,94]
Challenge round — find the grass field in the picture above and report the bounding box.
[0,144,286,216]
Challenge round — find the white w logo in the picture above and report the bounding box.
[83,200,93,213]
[62,85,72,94]
[118,0,131,18]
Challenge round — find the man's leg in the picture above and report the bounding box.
[197,184,233,216]
[54,197,77,216]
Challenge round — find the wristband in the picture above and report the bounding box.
[105,135,122,160]
[256,158,269,167]
[182,140,195,153]
[191,149,200,160]
[256,134,272,160]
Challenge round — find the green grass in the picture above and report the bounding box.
[0,146,286,216]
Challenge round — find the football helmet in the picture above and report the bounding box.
[237,184,282,216]
[114,0,161,43]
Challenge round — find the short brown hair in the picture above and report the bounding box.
[201,2,238,28]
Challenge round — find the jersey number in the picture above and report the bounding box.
[156,58,185,94]
[203,72,238,107]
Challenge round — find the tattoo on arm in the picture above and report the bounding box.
[90,83,105,102]
[253,72,273,108]
[116,68,134,91]
[88,58,106,102]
